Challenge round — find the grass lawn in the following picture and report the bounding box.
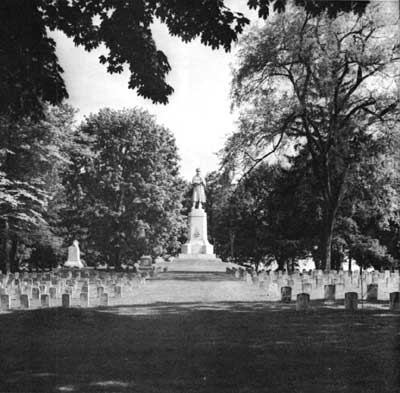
[0,303,399,393]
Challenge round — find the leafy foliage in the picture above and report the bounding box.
[63,108,185,267]
[333,136,400,269]
[210,133,400,270]
[1,0,369,119]
[226,6,400,269]
[0,104,76,272]
[207,161,318,268]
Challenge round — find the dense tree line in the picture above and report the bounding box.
[223,4,399,270]
[0,104,76,272]
[0,107,185,272]
[63,108,185,268]
[1,0,396,274]
[208,135,400,271]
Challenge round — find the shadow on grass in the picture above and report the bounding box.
[0,303,399,393]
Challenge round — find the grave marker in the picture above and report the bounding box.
[62,293,71,308]
[367,284,378,301]
[114,286,122,298]
[80,292,89,307]
[389,292,400,311]
[296,293,310,311]
[280,286,292,303]
[41,294,50,308]
[345,292,358,310]
[97,286,104,297]
[49,287,57,299]
[100,293,109,307]
[20,294,29,309]
[0,294,10,311]
[324,285,335,302]
[32,287,40,300]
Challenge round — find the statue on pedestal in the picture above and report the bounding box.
[153,167,228,271]
[192,168,206,209]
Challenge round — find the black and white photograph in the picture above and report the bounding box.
[0,1,399,392]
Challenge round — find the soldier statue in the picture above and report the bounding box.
[192,168,206,209]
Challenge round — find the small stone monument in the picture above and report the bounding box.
[64,240,85,269]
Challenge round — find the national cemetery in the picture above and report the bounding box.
[1,1,400,393]
[0,168,399,392]
[1,168,399,313]
[1,256,400,312]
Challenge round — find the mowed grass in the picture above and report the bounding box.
[0,303,399,393]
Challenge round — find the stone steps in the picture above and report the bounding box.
[130,278,267,304]
[155,259,230,272]
[149,272,241,281]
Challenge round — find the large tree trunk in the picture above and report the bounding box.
[321,205,338,272]
[276,256,286,271]
[10,238,18,272]
[114,248,121,270]
[2,218,11,273]
[321,166,348,271]
[229,231,235,261]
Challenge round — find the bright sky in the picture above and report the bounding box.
[51,1,397,180]
[52,1,257,180]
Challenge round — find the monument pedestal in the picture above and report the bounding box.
[180,207,214,256]
[157,207,229,272]
[64,260,85,269]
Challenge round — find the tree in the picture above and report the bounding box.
[63,108,185,268]
[0,104,76,272]
[214,139,400,270]
[206,161,316,268]
[333,134,400,269]
[226,6,400,270]
[0,0,369,119]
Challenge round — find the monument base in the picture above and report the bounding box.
[64,260,85,269]
[155,253,232,272]
[181,242,214,255]
[177,253,218,260]
[161,201,228,272]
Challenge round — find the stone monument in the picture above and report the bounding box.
[157,168,229,272]
[181,168,214,256]
[64,240,85,269]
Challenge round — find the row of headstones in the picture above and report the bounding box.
[230,269,400,297]
[262,280,397,302]
[233,268,400,284]
[0,281,138,311]
[0,279,141,301]
[0,269,144,281]
[0,291,112,311]
[0,271,147,311]
[280,286,400,311]
[229,267,400,280]
[0,271,144,289]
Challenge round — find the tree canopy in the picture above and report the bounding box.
[0,104,76,272]
[209,132,400,271]
[225,5,400,270]
[1,0,369,119]
[62,108,185,268]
